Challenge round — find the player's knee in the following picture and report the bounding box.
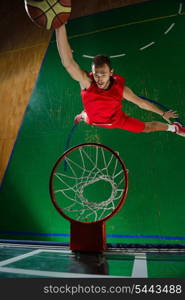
[143,121,159,132]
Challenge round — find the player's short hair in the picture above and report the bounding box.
[92,55,112,70]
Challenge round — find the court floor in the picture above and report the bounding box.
[0,243,185,278]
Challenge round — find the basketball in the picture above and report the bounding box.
[24,0,71,30]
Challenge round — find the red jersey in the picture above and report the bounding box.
[81,73,125,125]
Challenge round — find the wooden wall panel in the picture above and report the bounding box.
[0,44,50,179]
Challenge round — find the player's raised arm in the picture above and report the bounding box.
[55,25,90,88]
[123,86,178,123]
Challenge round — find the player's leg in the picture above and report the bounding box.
[113,115,185,137]
[143,121,168,132]
[115,115,145,133]
[144,121,185,136]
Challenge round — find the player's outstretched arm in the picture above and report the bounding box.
[55,25,90,88]
[123,86,178,122]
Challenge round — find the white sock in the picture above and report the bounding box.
[167,124,176,132]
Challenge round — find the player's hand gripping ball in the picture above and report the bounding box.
[24,0,71,30]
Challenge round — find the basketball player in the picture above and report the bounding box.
[55,24,185,136]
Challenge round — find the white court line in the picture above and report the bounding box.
[178,3,183,14]
[39,249,72,254]
[0,267,127,278]
[164,22,175,35]
[82,55,94,58]
[139,41,155,51]
[83,54,126,59]
[131,253,148,278]
[0,249,42,267]
[110,54,126,58]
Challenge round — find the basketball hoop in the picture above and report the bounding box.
[49,143,128,252]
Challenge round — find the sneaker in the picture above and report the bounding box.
[173,122,185,137]
[74,113,84,124]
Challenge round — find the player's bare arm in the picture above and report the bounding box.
[55,25,91,89]
[123,86,178,123]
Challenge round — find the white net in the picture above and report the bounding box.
[51,144,127,222]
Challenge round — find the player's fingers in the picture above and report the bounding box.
[168,110,178,117]
[169,110,177,114]
[173,113,179,118]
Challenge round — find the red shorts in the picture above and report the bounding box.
[90,112,145,133]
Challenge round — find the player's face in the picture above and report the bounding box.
[92,63,113,89]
